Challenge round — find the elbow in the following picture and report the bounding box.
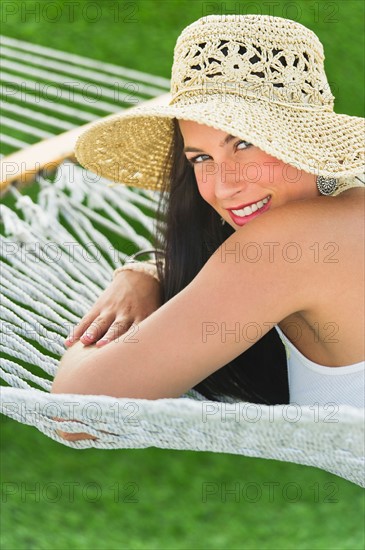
[56,426,97,442]
[51,341,96,397]
[51,375,77,397]
[51,379,98,442]
[51,413,98,442]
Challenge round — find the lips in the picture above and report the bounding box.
[226,195,272,226]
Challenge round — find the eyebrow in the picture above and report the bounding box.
[183,134,236,153]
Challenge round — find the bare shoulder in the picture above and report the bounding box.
[237,187,364,258]
[214,186,364,311]
[217,187,364,363]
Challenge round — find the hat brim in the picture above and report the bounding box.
[75,95,365,191]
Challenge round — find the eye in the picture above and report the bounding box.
[186,154,211,165]
[236,140,252,150]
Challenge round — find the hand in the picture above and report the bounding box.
[64,269,162,348]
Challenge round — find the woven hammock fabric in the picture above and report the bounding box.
[1,161,364,488]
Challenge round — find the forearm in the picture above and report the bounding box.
[52,211,309,403]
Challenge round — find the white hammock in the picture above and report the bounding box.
[1,36,364,488]
[1,161,364,488]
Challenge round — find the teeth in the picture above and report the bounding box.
[232,196,270,217]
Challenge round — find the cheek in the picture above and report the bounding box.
[254,152,299,186]
[254,154,284,184]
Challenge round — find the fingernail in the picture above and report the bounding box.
[96,338,109,346]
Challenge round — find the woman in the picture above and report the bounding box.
[52,15,365,428]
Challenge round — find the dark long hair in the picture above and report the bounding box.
[153,119,289,404]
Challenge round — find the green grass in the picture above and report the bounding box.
[1,1,365,549]
[1,415,364,550]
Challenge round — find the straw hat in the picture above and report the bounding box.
[75,14,365,192]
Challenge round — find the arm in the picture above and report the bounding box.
[52,202,323,400]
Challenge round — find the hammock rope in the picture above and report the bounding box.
[1,160,364,488]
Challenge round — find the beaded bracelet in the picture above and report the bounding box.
[112,261,160,282]
[112,248,164,282]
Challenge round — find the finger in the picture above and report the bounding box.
[95,318,134,347]
[65,314,99,345]
[79,317,112,345]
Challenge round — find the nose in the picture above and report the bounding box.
[213,157,247,201]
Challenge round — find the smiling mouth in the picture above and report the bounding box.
[228,195,271,217]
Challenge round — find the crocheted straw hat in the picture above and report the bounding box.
[75,14,365,191]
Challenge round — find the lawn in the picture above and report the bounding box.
[1,414,364,550]
[1,1,365,549]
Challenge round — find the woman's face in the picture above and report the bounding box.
[179,120,318,230]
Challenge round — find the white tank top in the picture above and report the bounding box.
[275,325,365,408]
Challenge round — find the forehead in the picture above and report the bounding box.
[178,120,236,148]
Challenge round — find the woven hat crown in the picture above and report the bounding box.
[171,14,334,110]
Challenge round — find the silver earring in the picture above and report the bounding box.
[316,175,338,195]
[220,217,226,225]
